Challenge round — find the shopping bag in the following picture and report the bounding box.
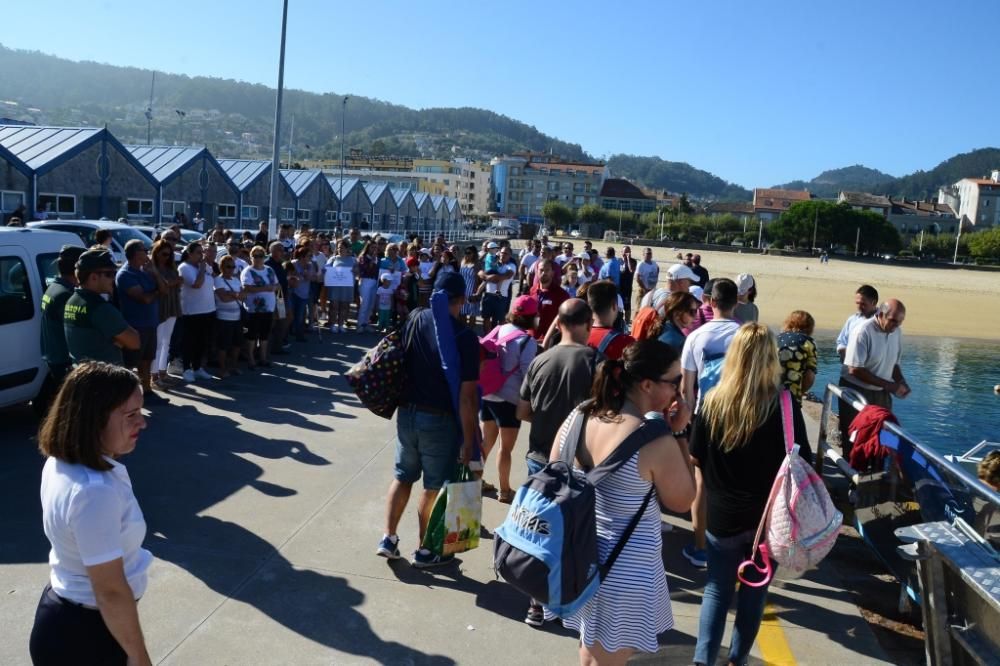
[422,466,482,556]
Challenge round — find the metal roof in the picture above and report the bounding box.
[126,145,205,184]
[218,159,271,191]
[446,198,459,213]
[390,187,413,206]
[280,169,323,198]
[0,142,31,177]
[326,177,362,203]
[364,182,390,202]
[0,125,102,171]
[430,195,446,212]
[412,192,430,208]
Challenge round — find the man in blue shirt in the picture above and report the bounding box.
[835,284,879,451]
[115,239,164,403]
[598,246,621,287]
[377,272,480,568]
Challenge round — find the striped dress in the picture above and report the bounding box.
[460,263,480,317]
[559,421,673,654]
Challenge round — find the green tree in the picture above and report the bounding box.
[577,203,608,226]
[541,200,574,229]
[769,200,901,254]
[967,227,1000,259]
[678,193,694,215]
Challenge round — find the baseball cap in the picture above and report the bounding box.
[58,244,86,264]
[434,271,466,298]
[405,257,419,268]
[666,263,700,283]
[511,295,538,317]
[379,273,391,282]
[736,273,755,295]
[576,252,590,260]
[689,285,705,303]
[486,241,499,249]
[76,248,116,272]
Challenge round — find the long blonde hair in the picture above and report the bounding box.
[701,323,782,451]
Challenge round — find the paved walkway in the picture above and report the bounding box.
[0,336,895,664]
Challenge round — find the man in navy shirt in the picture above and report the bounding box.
[115,240,164,403]
[377,272,480,568]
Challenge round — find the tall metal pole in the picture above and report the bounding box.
[267,0,289,241]
[812,205,819,253]
[339,97,348,224]
[953,222,963,264]
[287,114,294,168]
[855,227,860,256]
[757,218,763,250]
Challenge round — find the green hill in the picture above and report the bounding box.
[606,154,752,200]
[779,165,894,198]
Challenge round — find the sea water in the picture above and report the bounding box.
[811,332,1000,457]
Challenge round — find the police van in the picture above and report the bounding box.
[0,227,86,412]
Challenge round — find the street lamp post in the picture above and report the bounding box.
[339,97,348,225]
[267,0,289,241]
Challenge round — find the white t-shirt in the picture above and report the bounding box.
[485,261,516,297]
[636,260,659,290]
[179,262,217,315]
[241,265,278,313]
[41,456,152,607]
[214,275,243,321]
[680,318,741,412]
[554,253,574,267]
[376,286,395,309]
[843,316,902,391]
[519,252,539,273]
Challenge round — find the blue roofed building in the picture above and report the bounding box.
[217,159,272,227]
[0,125,156,220]
[327,177,370,228]
[430,195,448,227]
[127,145,239,226]
[279,169,335,229]
[391,188,418,231]
[0,142,31,222]
[365,182,398,232]
[412,192,436,231]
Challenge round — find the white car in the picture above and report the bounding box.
[28,220,153,265]
[0,227,86,412]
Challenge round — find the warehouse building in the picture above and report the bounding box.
[127,145,239,225]
[279,169,335,227]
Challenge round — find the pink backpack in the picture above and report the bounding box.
[478,326,529,396]
[738,391,842,586]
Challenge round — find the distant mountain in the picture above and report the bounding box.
[606,154,752,200]
[779,165,894,198]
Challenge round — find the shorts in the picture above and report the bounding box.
[123,326,156,367]
[482,293,510,321]
[327,286,353,302]
[480,398,520,429]
[215,318,243,349]
[394,405,460,490]
[309,282,322,304]
[245,311,273,341]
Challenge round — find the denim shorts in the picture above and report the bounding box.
[394,405,460,490]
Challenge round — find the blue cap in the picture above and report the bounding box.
[433,271,466,299]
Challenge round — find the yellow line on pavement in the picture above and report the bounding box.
[757,602,796,665]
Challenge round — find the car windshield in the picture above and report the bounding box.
[111,227,153,251]
[35,252,60,290]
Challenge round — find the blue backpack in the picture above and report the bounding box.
[493,404,667,617]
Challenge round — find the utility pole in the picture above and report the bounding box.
[953,222,963,264]
[658,209,664,240]
[812,205,819,253]
[855,227,860,256]
[618,202,623,237]
[339,97,348,225]
[287,114,294,168]
[144,72,156,145]
[919,229,924,252]
[267,0,289,241]
[757,218,764,250]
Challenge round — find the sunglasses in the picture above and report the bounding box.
[654,374,682,390]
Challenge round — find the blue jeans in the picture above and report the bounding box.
[290,293,309,337]
[394,406,460,490]
[694,529,776,666]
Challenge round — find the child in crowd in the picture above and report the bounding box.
[483,241,500,275]
[376,273,395,332]
[562,265,581,297]
[417,250,434,307]
[777,310,817,404]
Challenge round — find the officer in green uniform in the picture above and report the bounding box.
[64,248,139,366]
[35,245,87,412]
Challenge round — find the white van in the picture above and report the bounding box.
[27,220,153,265]
[0,227,86,412]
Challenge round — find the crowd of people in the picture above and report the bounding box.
[32,223,918,665]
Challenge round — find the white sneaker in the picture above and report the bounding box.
[195,368,214,380]
[182,369,195,383]
[168,360,184,377]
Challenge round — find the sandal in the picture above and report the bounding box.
[481,480,497,494]
[498,489,515,504]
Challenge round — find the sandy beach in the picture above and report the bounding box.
[645,247,1000,340]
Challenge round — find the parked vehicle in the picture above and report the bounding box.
[0,227,86,412]
[27,220,153,265]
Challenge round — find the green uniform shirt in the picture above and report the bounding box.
[40,277,75,366]
[64,288,129,366]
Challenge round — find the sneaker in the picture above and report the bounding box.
[195,368,214,380]
[682,543,707,568]
[411,548,454,569]
[376,534,401,560]
[524,603,545,628]
[182,369,195,383]
[167,360,184,377]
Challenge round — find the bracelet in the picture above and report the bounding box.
[672,431,686,439]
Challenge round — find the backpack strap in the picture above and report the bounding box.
[596,329,621,355]
[779,390,796,454]
[557,402,591,466]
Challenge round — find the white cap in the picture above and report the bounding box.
[379,272,391,282]
[689,285,705,303]
[666,263,700,283]
[576,252,590,260]
[736,273,755,295]
[486,241,499,249]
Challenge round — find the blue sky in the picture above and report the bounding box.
[3,0,997,188]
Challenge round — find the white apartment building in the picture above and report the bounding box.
[938,170,1000,230]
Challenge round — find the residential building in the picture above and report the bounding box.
[491,152,608,221]
[837,191,891,217]
[599,178,658,214]
[888,197,959,238]
[127,145,239,225]
[705,201,754,224]
[752,187,812,222]
[937,171,1000,230]
[0,125,157,220]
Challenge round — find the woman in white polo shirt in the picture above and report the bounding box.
[30,362,152,666]
[178,242,217,383]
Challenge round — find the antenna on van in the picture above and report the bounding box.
[144,72,156,145]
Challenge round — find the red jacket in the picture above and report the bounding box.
[847,405,899,470]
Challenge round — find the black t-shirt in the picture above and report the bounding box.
[519,344,597,461]
[265,257,288,299]
[690,398,813,537]
[400,308,479,413]
[254,231,270,246]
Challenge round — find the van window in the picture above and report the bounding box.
[35,252,60,290]
[0,255,33,325]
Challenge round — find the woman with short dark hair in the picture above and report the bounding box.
[30,362,152,666]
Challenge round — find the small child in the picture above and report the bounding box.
[376,273,394,331]
[776,310,817,404]
[562,265,581,298]
[483,241,500,275]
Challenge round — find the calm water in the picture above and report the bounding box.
[811,332,1000,456]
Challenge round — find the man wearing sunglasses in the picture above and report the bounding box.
[64,248,140,367]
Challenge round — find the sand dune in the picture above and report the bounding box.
[646,248,1000,340]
